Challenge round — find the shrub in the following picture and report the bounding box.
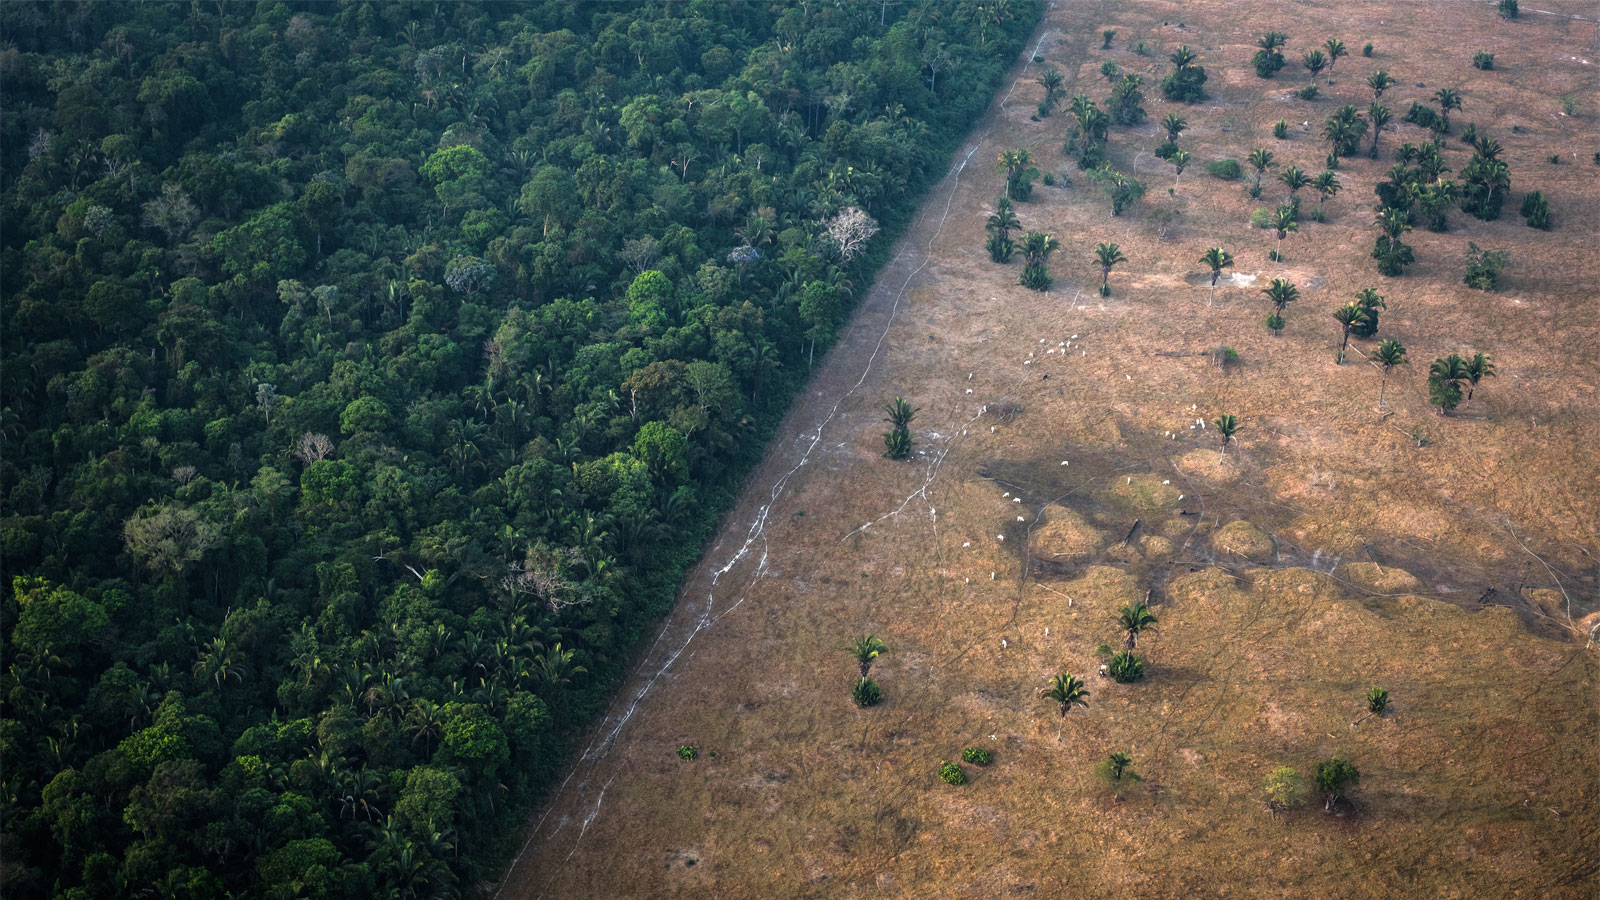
[1161,67,1209,103]
[1265,313,1285,334]
[962,747,994,766]
[1362,43,1374,57]
[1267,248,1283,262]
[852,676,884,707]
[883,427,912,459]
[1207,159,1242,180]
[1095,642,1114,656]
[1472,51,1494,70]
[1403,102,1440,131]
[677,744,698,760]
[1108,650,1145,683]
[1307,206,1327,223]
[1250,207,1274,229]
[1041,172,1055,186]
[1020,262,1052,291]
[1463,242,1509,290]
[1102,30,1115,49]
[1263,766,1309,813]
[1366,686,1390,715]
[1498,0,1518,18]
[1547,153,1560,164]
[1273,120,1289,139]
[1460,123,1478,145]
[986,234,1015,263]
[1521,191,1550,229]
[1252,49,1286,78]
[1098,283,1111,297]
[1134,40,1150,57]
[1154,140,1180,161]
[938,760,967,785]
[1296,84,1319,101]
[1209,346,1240,368]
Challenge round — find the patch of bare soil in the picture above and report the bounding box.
[499,2,1599,898]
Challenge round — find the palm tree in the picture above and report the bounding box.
[1200,247,1234,305]
[1352,287,1386,338]
[1270,205,1299,258]
[1040,672,1090,739]
[1162,113,1187,143]
[1434,87,1462,125]
[1213,414,1241,454]
[883,397,917,429]
[1313,170,1341,206]
[1020,230,1059,265]
[1324,39,1348,71]
[535,642,586,688]
[1367,69,1395,99]
[1279,165,1312,207]
[1037,67,1065,115]
[1169,45,1198,70]
[1463,352,1495,401]
[1118,601,1158,649]
[1100,60,1121,81]
[1375,207,1411,241]
[849,634,887,677]
[1367,103,1391,158]
[1374,338,1406,410]
[1169,149,1190,188]
[1303,48,1329,77]
[1247,147,1275,190]
[1333,302,1364,360]
[1094,242,1127,296]
[986,196,1020,262]
[1262,277,1300,323]
[997,148,1032,180]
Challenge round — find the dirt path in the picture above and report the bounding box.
[498,1,1599,897]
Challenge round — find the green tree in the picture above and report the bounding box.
[1040,672,1090,738]
[1096,750,1143,798]
[1118,601,1157,649]
[1368,103,1392,158]
[1333,302,1365,360]
[1247,147,1276,191]
[1313,757,1360,811]
[1162,113,1188,142]
[1463,352,1496,401]
[1303,48,1329,77]
[986,196,1020,263]
[1324,39,1348,71]
[1463,242,1510,289]
[1429,355,1469,415]
[849,634,887,677]
[1200,247,1234,305]
[1367,69,1396,99]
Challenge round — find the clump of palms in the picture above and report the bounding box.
[997,148,1039,201]
[1019,230,1059,291]
[1322,105,1367,164]
[1373,338,1406,410]
[985,196,1020,262]
[1200,247,1234,305]
[883,397,917,458]
[1036,67,1065,117]
[1428,354,1469,415]
[1094,242,1127,296]
[1372,207,1414,276]
[1279,165,1312,210]
[1350,287,1386,338]
[1302,48,1329,77]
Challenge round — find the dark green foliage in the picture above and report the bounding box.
[883,427,914,460]
[1314,757,1361,810]
[938,760,967,785]
[1499,0,1519,18]
[1363,43,1375,57]
[678,745,699,761]
[853,677,884,708]
[1155,141,1182,161]
[1208,159,1243,180]
[1266,313,1286,334]
[1297,84,1320,101]
[1521,191,1551,229]
[1109,75,1148,126]
[1103,30,1116,49]
[0,1,1045,895]
[1252,33,1289,78]
[1020,262,1053,291]
[1373,235,1416,276]
[1366,687,1390,715]
[962,747,994,766]
[1161,46,1209,103]
[1463,242,1510,290]
[1108,651,1145,683]
[987,234,1017,263]
[1404,102,1443,132]
[1473,51,1495,70]
[1091,167,1147,216]
[1274,120,1290,139]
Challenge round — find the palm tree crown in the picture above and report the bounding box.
[849,634,887,677]
[1042,672,1090,718]
[1118,601,1158,648]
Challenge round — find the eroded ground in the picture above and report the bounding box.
[499,2,1599,897]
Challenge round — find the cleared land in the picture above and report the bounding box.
[500,2,1600,897]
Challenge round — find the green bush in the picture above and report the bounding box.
[1403,102,1441,131]
[962,747,994,766]
[938,760,967,785]
[1207,159,1242,180]
[1041,172,1055,186]
[1473,51,1494,70]
[1250,207,1274,229]
[1108,650,1145,683]
[677,744,698,760]
[1521,191,1550,229]
[1266,313,1285,334]
[1463,242,1509,290]
[1498,0,1518,18]
[1154,140,1180,160]
[852,676,884,707]
[1273,120,1289,139]
[1296,84,1319,101]
[1362,42,1374,57]
[1253,49,1286,78]
[1102,30,1115,49]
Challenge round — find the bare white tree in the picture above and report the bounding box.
[824,206,880,262]
[293,432,334,465]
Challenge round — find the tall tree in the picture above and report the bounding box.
[1374,339,1407,410]
[1213,414,1241,454]
[1463,352,1496,401]
[1200,247,1234,305]
[1040,672,1090,739]
[1094,242,1128,296]
[1118,601,1158,649]
[1324,39,1348,71]
[1248,147,1276,191]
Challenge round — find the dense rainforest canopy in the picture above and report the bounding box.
[0,1,1042,896]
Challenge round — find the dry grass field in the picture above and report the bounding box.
[498,2,1600,897]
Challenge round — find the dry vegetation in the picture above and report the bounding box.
[499,2,1599,897]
